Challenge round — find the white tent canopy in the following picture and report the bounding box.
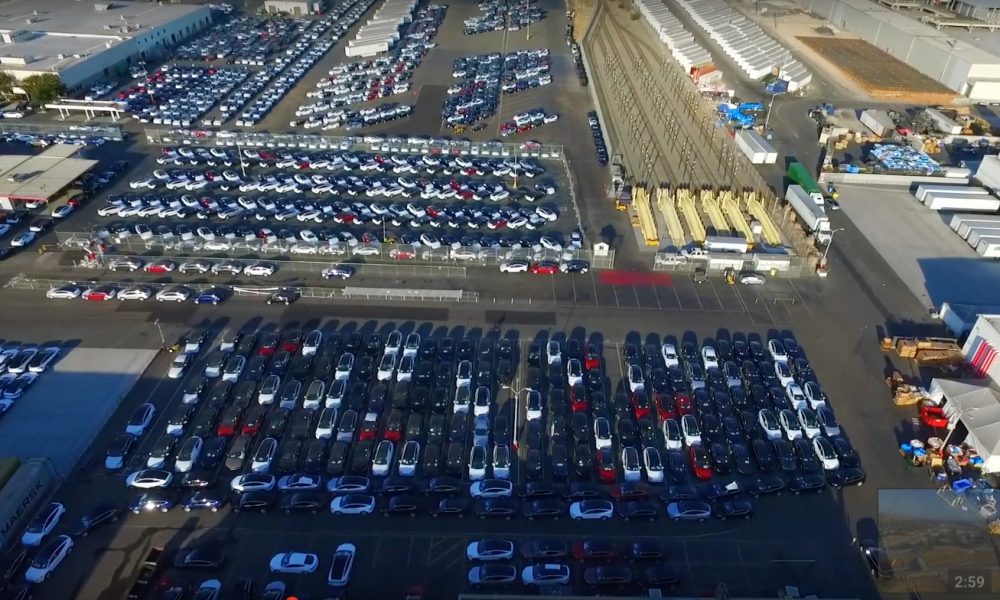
[936,378,1000,473]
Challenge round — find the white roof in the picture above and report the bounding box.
[939,379,1000,471]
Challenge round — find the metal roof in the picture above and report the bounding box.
[955,0,1000,10]
[0,146,97,201]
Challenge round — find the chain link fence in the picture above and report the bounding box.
[5,273,479,303]
[143,129,565,162]
[55,230,611,269]
[0,121,125,141]
[650,252,818,277]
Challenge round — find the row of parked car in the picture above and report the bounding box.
[122,65,249,126]
[463,0,545,35]
[0,346,60,418]
[444,49,551,126]
[46,283,230,305]
[290,4,445,130]
[174,15,304,64]
[587,112,608,166]
[500,110,558,137]
[0,132,115,147]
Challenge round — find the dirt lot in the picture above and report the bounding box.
[797,37,957,105]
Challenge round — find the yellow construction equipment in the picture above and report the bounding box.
[721,191,755,244]
[633,186,660,247]
[746,193,782,245]
[677,187,706,244]
[724,268,736,285]
[656,187,685,248]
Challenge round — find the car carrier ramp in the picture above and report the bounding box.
[746,192,782,245]
[656,187,686,248]
[677,187,706,244]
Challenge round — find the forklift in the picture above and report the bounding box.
[724,268,736,285]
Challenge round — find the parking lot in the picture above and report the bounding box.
[9,314,877,600]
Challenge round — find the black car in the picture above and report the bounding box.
[617,500,659,521]
[827,467,867,488]
[303,439,328,473]
[584,565,633,586]
[522,498,566,520]
[181,470,217,489]
[661,485,699,502]
[772,439,798,472]
[550,444,569,479]
[232,491,275,513]
[832,437,861,468]
[277,439,303,473]
[423,476,461,495]
[445,442,464,477]
[422,444,442,477]
[474,497,518,519]
[731,442,755,475]
[351,440,374,475]
[174,544,225,569]
[793,438,821,473]
[430,496,469,517]
[714,499,754,520]
[74,504,120,537]
[637,563,680,588]
[789,473,827,495]
[280,491,325,514]
[666,451,689,484]
[709,442,733,474]
[613,481,649,501]
[574,445,594,478]
[623,541,665,560]
[326,441,349,476]
[380,477,417,496]
[266,287,300,305]
[382,495,422,516]
[747,474,786,497]
[751,438,777,472]
[199,436,228,470]
[520,540,568,559]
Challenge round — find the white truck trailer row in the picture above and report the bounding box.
[735,130,777,165]
[950,214,1000,239]
[915,184,990,203]
[923,191,1000,212]
[785,184,832,244]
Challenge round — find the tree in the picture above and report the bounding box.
[0,72,15,102]
[21,73,64,106]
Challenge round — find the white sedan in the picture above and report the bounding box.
[10,231,36,247]
[660,343,679,367]
[46,285,82,300]
[469,479,513,498]
[466,539,514,561]
[522,564,570,586]
[499,260,529,273]
[701,345,719,370]
[330,494,376,515]
[118,286,154,301]
[245,263,277,277]
[24,535,73,583]
[269,552,319,574]
[327,543,356,587]
[156,287,192,302]
[168,353,192,379]
[569,500,614,521]
[813,437,840,471]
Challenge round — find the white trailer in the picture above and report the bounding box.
[345,41,390,57]
[860,109,895,137]
[735,130,777,165]
[975,155,1000,191]
[703,235,749,253]
[957,217,1000,239]
[948,213,1000,232]
[967,227,1000,247]
[916,184,989,203]
[976,236,1000,258]
[923,192,1000,212]
[785,185,832,244]
[924,108,963,135]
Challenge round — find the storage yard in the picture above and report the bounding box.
[797,37,957,105]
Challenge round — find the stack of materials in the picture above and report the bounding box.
[870,143,942,174]
[881,336,965,367]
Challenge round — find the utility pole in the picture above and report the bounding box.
[820,228,846,270]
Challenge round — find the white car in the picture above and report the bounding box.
[278,473,322,492]
[627,365,644,392]
[680,414,701,446]
[10,231,36,247]
[119,286,154,301]
[222,355,246,382]
[125,469,173,489]
[621,446,641,482]
[774,361,795,387]
[758,409,782,440]
[813,437,840,470]
[245,263,276,277]
[778,409,802,441]
[466,539,514,561]
[21,503,65,546]
[643,447,664,483]
[168,353,192,379]
[522,564,571,586]
[593,417,612,450]
[817,406,840,437]
[377,353,396,381]
[525,389,542,420]
[803,381,827,410]
[768,339,789,363]
[470,479,513,498]
[330,493,376,515]
[230,473,276,493]
[24,535,74,583]
[108,257,143,272]
[302,330,323,356]
[660,343,679,367]
[335,353,354,381]
[569,500,614,521]
[473,386,491,417]
[398,440,420,476]
[566,359,583,387]
[46,285,82,300]
[269,552,319,574]
[797,408,822,439]
[327,543,356,587]
[499,260,529,273]
[174,436,203,473]
[468,445,488,481]
[156,287,192,302]
[739,272,767,285]
[251,437,279,473]
[456,360,473,388]
[662,419,682,450]
[492,444,511,480]
[371,440,394,476]
[701,345,719,370]
[126,403,156,435]
[785,383,807,410]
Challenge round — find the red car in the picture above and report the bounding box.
[675,393,694,417]
[584,344,601,371]
[390,249,416,260]
[632,391,652,420]
[426,206,440,218]
[83,286,116,301]
[282,330,303,353]
[920,404,949,428]
[688,446,713,480]
[571,540,619,561]
[358,416,378,441]
[530,261,559,275]
[654,393,676,420]
[144,260,175,274]
[596,448,617,483]
[241,412,265,436]
[570,385,589,413]
[258,332,280,356]
[217,408,243,437]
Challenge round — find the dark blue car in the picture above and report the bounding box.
[181,491,224,512]
[194,287,227,305]
[129,492,174,514]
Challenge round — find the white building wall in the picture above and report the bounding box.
[963,316,1000,384]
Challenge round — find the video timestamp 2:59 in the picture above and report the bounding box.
[947,568,993,594]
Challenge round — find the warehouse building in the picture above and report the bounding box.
[264,0,326,15]
[0,0,212,94]
[797,0,1000,101]
[0,145,98,210]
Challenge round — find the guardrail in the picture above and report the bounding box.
[0,121,124,140]
[5,273,479,303]
[55,231,608,269]
[144,129,565,161]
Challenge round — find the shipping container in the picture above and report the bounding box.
[975,155,1000,191]
[924,193,1000,212]
[0,458,57,549]
[786,162,823,202]
[785,185,832,243]
[924,108,963,135]
[948,213,1000,232]
[345,41,391,57]
[860,109,895,137]
[957,217,1000,239]
[967,227,1000,247]
[915,184,989,202]
[735,130,777,164]
[976,236,1000,257]
[0,457,20,492]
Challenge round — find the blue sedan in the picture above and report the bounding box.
[194,287,228,305]
[181,491,225,512]
[129,492,174,514]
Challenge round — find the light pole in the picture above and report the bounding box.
[820,227,846,270]
[762,90,784,132]
[153,318,166,347]
[502,381,532,452]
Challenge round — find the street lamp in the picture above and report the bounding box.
[820,227,846,270]
[501,381,533,452]
[762,89,785,132]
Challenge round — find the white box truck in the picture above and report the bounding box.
[949,213,1000,232]
[785,185,832,244]
[703,236,749,253]
[967,227,1000,247]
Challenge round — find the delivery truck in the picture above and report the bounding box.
[735,130,777,165]
[786,162,823,203]
[923,192,1000,212]
[703,236,749,253]
[785,185,832,244]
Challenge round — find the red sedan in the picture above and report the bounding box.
[675,393,694,417]
[688,446,713,480]
[144,260,176,274]
[570,385,589,413]
[596,448,617,483]
[654,393,676,420]
[632,391,652,420]
[83,286,116,301]
[241,413,264,436]
[530,261,559,275]
[920,404,949,428]
[258,332,279,356]
[584,344,601,370]
[282,331,303,353]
